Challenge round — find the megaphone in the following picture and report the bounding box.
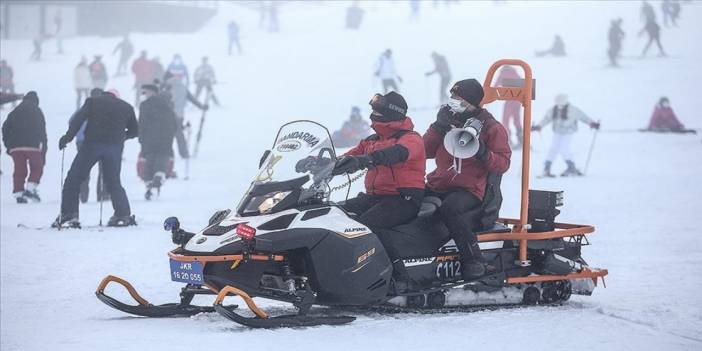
[443,118,483,159]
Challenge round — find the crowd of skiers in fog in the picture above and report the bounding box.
[0,1,696,236]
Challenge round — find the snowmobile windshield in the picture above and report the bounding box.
[237,121,337,216]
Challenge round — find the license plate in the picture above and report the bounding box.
[169,259,204,285]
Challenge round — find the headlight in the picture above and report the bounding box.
[258,191,291,214]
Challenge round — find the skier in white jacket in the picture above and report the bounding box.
[532,94,600,177]
[74,56,92,109]
[374,49,403,93]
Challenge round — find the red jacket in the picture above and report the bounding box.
[424,109,511,200]
[647,105,683,130]
[132,57,154,85]
[345,117,426,196]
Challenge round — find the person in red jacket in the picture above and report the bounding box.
[646,97,686,131]
[131,51,154,107]
[329,91,425,291]
[423,79,512,280]
[496,65,523,149]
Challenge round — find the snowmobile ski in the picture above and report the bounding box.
[213,285,355,329]
[96,275,235,318]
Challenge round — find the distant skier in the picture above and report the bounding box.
[345,2,364,30]
[162,74,208,159]
[151,56,165,83]
[194,56,220,106]
[641,1,656,23]
[55,90,138,228]
[496,65,523,149]
[113,35,134,76]
[535,35,566,57]
[167,54,189,87]
[0,60,16,108]
[644,97,691,133]
[89,55,108,89]
[268,3,280,33]
[425,52,451,105]
[30,35,45,61]
[54,9,63,54]
[227,20,242,55]
[331,106,371,148]
[131,50,154,107]
[374,49,403,93]
[608,18,626,67]
[1,92,47,203]
[409,0,420,21]
[74,56,92,109]
[639,16,666,57]
[531,94,600,177]
[137,84,177,200]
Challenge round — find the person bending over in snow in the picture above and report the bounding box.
[331,106,371,148]
[532,94,600,177]
[535,35,566,57]
[2,92,47,203]
[645,97,693,133]
[423,79,511,281]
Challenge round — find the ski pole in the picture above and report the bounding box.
[184,122,192,180]
[193,92,209,158]
[98,163,104,227]
[58,149,65,231]
[583,120,600,175]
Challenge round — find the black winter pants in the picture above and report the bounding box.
[341,193,419,230]
[61,142,131,218]
[142,151,170,182]
[430,189,484,262]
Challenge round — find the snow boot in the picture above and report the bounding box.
[15,194,28,204]
[23,183,41,202]
[51,214,81,229]
[541,161,556,178]
[107,215,137,227]
[460,242,497,281]
[561,160,583,177]
[390,259,416,294]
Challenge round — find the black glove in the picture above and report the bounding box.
[203,104,209,111]
[531,125,542,132]
[58,135,71,150]
[332,155,373,175]
[590,121,601,130]
[295,156,317,173]
[431,105,453,134]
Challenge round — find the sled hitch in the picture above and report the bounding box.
[213,285,356,328]
[96,275,234,317]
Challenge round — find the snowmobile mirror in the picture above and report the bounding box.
[259,150,271,168]
[164,216,180,232]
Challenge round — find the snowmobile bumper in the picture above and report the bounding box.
[96,275,231,317]
[213,285,355,328]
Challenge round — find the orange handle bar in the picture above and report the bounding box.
[96,275,151,306]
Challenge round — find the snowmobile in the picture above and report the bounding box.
[96,59,608,328]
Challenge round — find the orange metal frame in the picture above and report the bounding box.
[475,59,607,284]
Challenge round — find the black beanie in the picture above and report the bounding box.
[370,91,407,122]
[450,79,484,107]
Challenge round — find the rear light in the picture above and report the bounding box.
[236,224,257,241]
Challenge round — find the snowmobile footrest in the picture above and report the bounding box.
[96,275,231,317]
[214,285,355,328]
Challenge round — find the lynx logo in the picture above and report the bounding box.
[403,257,436,267]
[357,247,376,264]
[345,227,367,233]
[276,140,301,152]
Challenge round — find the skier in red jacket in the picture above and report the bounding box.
[496,65,523,149]
[423,79,512,281]
[646,97,686,132]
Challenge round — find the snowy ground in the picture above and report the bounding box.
[1,1,701,350]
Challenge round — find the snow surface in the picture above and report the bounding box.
[1,1,702,350]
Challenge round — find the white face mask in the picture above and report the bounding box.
[447,97,466,113]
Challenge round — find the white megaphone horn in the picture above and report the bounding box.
[443,117,483,159]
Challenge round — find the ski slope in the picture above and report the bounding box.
[1,1,701,350]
